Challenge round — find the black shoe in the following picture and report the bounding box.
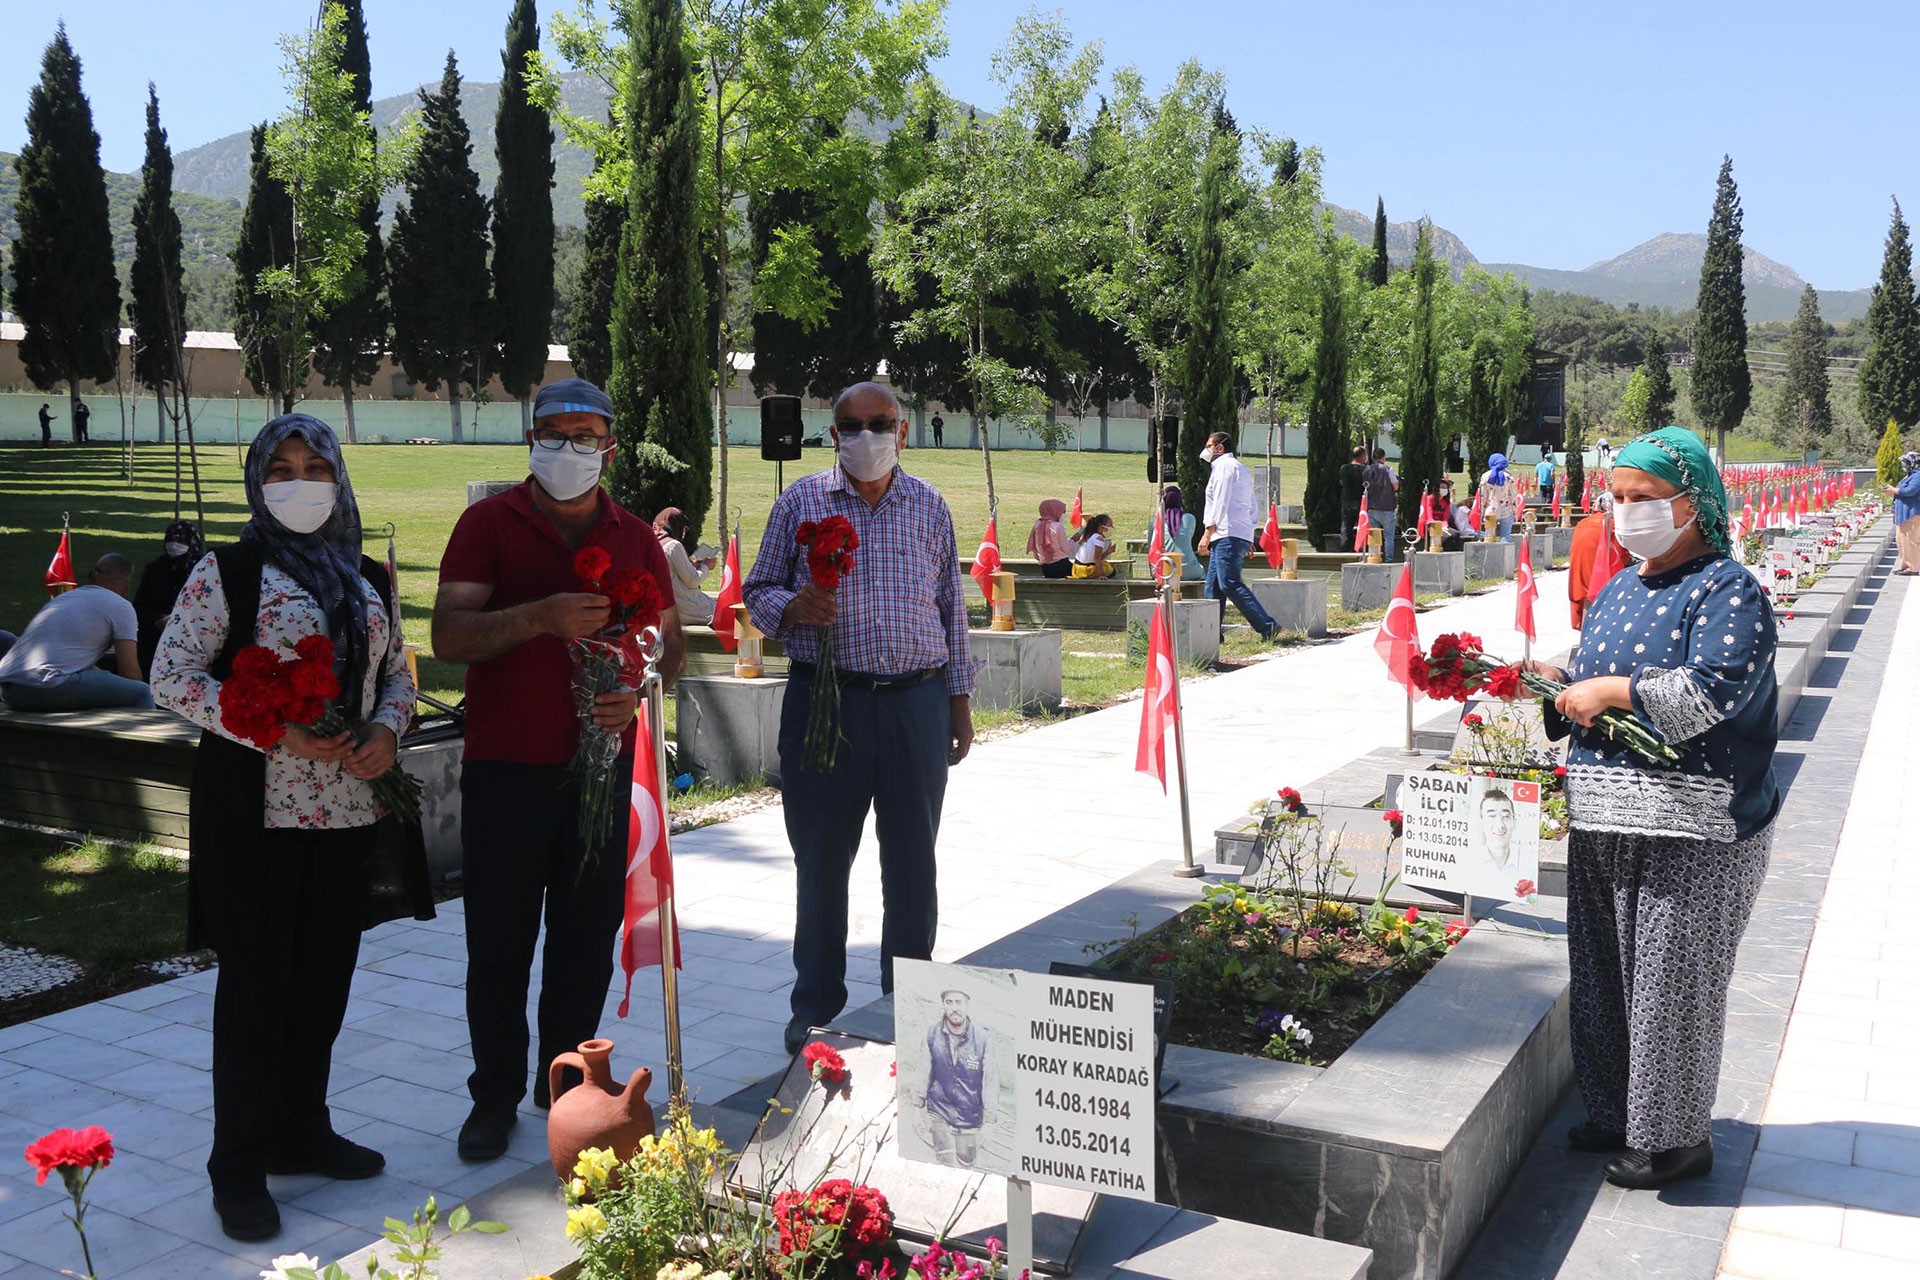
[267,1132,385,1180]
[1605,1141,1713,1189]
[1567,1122,1628,1153]
[457,1104,517,1163]
[213,1186,281,1242]
[784,1018,814,1056]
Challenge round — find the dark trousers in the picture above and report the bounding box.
[1203,536,1278,637]
[462,759,627,1109]
[782,673,948,1026]
[1339,505,1359,555]
[1039,559,1073,579]
[208,827,367,1194]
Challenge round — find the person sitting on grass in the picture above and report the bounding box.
[0,554,152,712]
[1070,513,1116,578]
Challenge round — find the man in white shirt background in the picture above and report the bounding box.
[0,554,152,712]
[1195,431,1279,640]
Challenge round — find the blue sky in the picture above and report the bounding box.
[1,0,1909,290]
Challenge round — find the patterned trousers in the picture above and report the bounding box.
[1567,822,1772,1152]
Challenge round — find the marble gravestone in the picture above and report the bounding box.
[731,1031,1099,1275]
[1446,698,1559,769]
[1244,802,1458,911]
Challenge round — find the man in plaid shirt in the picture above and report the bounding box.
[745,382,975,1054]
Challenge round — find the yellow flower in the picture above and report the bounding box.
[654,1262,703,1280]
[564,1204,608,1242]
[572,1146,621,1190]
[568,1177,590,1201]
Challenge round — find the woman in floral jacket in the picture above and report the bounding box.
[152,414,427,1242]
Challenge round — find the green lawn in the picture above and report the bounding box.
[0,831,190,977]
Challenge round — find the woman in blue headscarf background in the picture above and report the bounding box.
[1522,425,1778,1192]
[1886,449,1920,574]
[1477,451,1522,541]
[152,413,429,1242]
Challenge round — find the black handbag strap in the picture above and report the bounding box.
[209,543,396,719]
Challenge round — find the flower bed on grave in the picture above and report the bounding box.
[1094,791,1468,1067]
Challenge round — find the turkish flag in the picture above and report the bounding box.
[972,518,1002,606]
[1135,600,1178,791]
[1353,504,1372,554]
[44,529,75,597]
[1260,503,1284,568]
[1846,472,1856,497]
[1580,476,1592,513]
[1374,561,1422,697]
[1069,488,1083,531]
[1550,475,1563,521]
[1589,514,1628,598]
[711,527,743,652]
[1739,499,1754,542]
[1515,551,1538,643]
[1467,488,1484,533]
[617,701,680,1019]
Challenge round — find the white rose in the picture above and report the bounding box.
[262,1255,321,1280]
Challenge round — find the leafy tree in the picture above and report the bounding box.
[1235,134,1324,471]
[1689,155,1750,457]
[1857,199,1920,429]
[537,0,945,546]
[607,0,709,534]
[1874,417,1905,486]
[1617,367,1651,433]
[1641,335,1676,428]
[1303,229,1353,546]
[307,0,387,443]
[1369,196,1389,287]
[492,0,556,430]
[1565,404,1586,501]
[1776,284,1833,449]
[1463,336,1504,480]
[874,20,1101,515]
[1177,107,1240,500]
[569,165,624,387]
[388,53,491,441]
[1397,222,1442,539]
[232,124,302,407]
[10,24,120,423]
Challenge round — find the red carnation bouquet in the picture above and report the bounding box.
[795,516,860,772]
[218,633,424,821]
[1409,632,1680,766]
[772,1177,893,1264]
[570,546,668,851]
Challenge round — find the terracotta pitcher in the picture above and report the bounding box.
[546,1038,657,1180]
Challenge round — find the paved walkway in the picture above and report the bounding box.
[1717,570,1920,1280]
[0,570,1580,1278]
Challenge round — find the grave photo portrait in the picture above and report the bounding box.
[1399,772,1541,902]
[894,961,1020,1176]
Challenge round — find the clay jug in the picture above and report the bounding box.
[546,1038,657,1180]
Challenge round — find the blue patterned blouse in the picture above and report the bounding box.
[1560,552,1780,842]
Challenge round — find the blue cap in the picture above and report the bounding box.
[533,377,615,424]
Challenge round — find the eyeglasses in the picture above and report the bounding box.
[531,430,612,456]
[834,415,899,435]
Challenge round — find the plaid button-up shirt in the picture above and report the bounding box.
[743,464,976,696]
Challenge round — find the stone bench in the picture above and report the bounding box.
[0,705,466,879]
[964,576,1166,631]
[680,625,788,676]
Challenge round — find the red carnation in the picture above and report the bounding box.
[293,634,335,665]
[231,645,283,679]
[1404,906,1420,923]
[1463,713,1484,729]
[603,568,648,609]
[1382,808,1404,834]
[1276,786,1307,816]
[1515,878,1537,899]
[289,658,340,701]
[1444,919,1470,943]
[573,546,613,585]
[24,1126,114,1187]
[802,1042,848,1086]
[1483,665,1522,699]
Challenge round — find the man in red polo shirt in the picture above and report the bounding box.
[432,377,682,1161]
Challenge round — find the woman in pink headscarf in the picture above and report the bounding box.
[1028,499,1074,578]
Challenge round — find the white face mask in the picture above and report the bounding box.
[837,428,899,482]
[262,480,338,535]
[528,442,608,502]
[1199,447,1218,464]
[1613,496,1694,561]
[163,541,192,558]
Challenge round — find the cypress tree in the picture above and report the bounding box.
[746,181,814,398]
[309,0,387,444]
[232,123,302,410]
[1464,336,1502,481]
[569,171,623,388]
[608,0,713,538]
[1777,284,1833,448]
[492,0,555,428]
[1874,417,1905,486]
[1369,196,1390,287]
[1857,199,1920,429]
[388,52,492,443]
[1178,112,1239,502]
[10,24,120,424]
[129,85,184,407]
[1304,232,1351,546]
[1565,404,1586,502]
[1641,335,1676,428]
[1689,155,1750,457]
[1397,222,1441,540]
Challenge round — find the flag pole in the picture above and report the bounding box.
[642,628,687,1115]
[1164,565,1201,878]
[1402,530,1419,755]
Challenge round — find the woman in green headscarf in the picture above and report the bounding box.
[1527,426,1779,1191]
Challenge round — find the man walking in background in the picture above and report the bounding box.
[72,400,90,445]
[1338,444,1367,555]
[1362,447,1401,560]
[38,403,53,447]
[1197,431,1280,640]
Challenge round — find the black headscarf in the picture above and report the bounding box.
[239,413,370,705]
[163,519,202,559]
